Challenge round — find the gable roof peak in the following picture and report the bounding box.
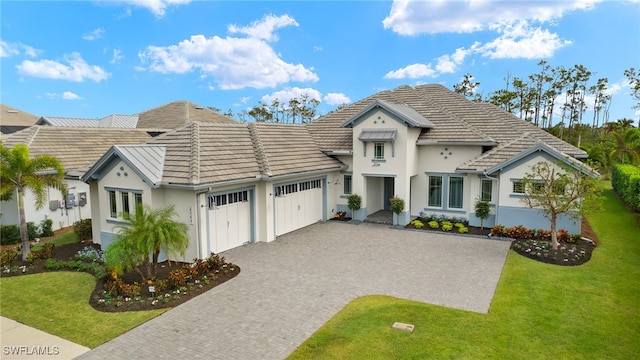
[341,99,434,128]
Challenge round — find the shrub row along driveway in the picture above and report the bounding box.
[78,222,510,360]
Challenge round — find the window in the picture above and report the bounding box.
[121,192,130,219]
[481,179,493,202]
[343,175,352,195]
[532,181,545,193]
[428,176,443,207]
[374,142,384,160]
[513,180,525,194]
[109,190,117,218]
[134,193,143,209]
[449,177,464,209]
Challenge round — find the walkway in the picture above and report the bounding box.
[77,222,511,360]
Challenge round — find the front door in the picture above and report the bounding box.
[383,177,395,210]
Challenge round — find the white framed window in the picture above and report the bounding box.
[481,179,493,202]
[106,189,143,220]
[108,190,117,218]
[513,180,525,194]
[448,176,464,209]
[121,192,130,220]
[428,175,443,207]
[373,142,384,160]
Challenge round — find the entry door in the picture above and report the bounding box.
[383,177,395,210]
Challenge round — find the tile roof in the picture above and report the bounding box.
[0,104,39,126]
[136,101,237,129]
[1,126,152,172]
[306,84,586,169]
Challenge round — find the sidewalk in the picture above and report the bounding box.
[0,316,90,360]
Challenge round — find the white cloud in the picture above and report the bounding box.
[82,28,105,41]
[104,0,191,18]
[16,52,110,82]
[260,87,322,106]
[382,0,601,35]
[62,91,82,100]
[384,63,437,79]
[0,40,19,57]
[313,45,323,52]
[476,22,572,59]
[110,49,124,64]
[138,15,318,89]
[228,14,298,41]
[324,93,351,106]
[1,40,41,58]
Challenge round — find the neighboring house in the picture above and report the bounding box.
[0,126,152,231]
[36,101,236,132]
[0,104,39,135]
[82,84,591,262]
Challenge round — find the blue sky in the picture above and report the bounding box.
[1,0,639,124]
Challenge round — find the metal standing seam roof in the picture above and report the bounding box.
[36,116,100,127]
[114,145,166,186]
[98,114,139,128]
[341,99,435,128]
[358,129,397,141]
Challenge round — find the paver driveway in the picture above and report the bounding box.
[78,222,510,360]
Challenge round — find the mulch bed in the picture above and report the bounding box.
[1,241,240,312]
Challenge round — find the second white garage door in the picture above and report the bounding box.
[207,190,251,254]
[275,179,323,236]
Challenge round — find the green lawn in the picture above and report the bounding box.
[1,231,167,348]
[0,272,166,348]
[289,187,640,359]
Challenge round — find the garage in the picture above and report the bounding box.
[274,179,323,236]
[207,190,252,254]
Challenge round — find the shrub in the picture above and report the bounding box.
[205,252,226,271]
[506,225,533,239]
[0,225,20,245]
[458,227,468,234]
[428,220,439,229]
[0,248,18,266]
[39,218,54,237]
[73,219,92,241]
[441,222,453,232]
[557,229,570,242]
[535,229,552,241]
[611,164,640,211]
[389,197,405,215]
[44,258,65,271]
[474,200,491,229]
[491,224,506,237]
[27,222,39,240]
[454,222,464,228]
[333,211,347,220]
[347,194,362,214]
[571,233,582,243]
[411,219,424,229]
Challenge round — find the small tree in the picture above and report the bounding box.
[474,199,491,229]
[0,144,66,260]
[389,196,405,225]
[521,161,602,250]
[347,194,362,220]
[105,204,189,282]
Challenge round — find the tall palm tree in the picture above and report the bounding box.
[0,144,66,260]
[609,128,640,165]
[106,204,189,281]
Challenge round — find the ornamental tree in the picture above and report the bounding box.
[520,161,602,250]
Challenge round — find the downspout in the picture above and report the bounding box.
[483,171,499,227]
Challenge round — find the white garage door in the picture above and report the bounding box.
[207,190,251,254]
[275,179,323,236]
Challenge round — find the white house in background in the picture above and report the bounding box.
[1,101,237,232]
[0,127,152,231]
[82,84,592,262]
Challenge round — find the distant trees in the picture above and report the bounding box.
[212,94,321,124]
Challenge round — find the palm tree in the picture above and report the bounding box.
[0,144,66,260]
[105,204,189,282]
[609,128,640,165]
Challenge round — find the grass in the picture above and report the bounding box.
[1,229,167,348]
[0,272,166,348]
[288,186,640,359]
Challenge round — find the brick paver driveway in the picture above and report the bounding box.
[78,222,510,360]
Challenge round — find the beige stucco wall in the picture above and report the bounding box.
[498,152,560,207]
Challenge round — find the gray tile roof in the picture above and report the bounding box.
[307,84,586,170]
[1,126,152,171]
[0,104,39,126]
[136,101,237,130]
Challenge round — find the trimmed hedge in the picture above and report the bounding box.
[612,164,640,212]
